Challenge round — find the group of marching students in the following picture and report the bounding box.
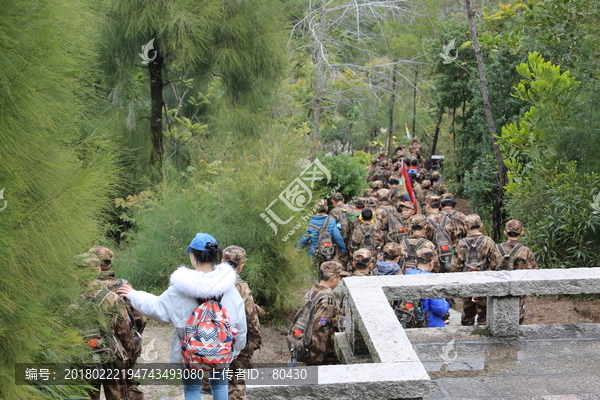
[294,138,539,366]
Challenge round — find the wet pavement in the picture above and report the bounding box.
[405,324,600,399]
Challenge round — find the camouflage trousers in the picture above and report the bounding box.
[229,355,253,400]
[461,297,487,326]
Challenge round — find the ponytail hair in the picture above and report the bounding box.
[190,242,222,266]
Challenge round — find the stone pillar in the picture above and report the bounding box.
[487,295,520,338]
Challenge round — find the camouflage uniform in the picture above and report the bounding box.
[497,220,539,324]
[86,248,145,400]
[373,189,399,245]
[451,215,501,326]
[75,253,143,400]
[399,215,438,273]
[304,262,349,365]
[329,196,354,270]
[425,195,464,250]
[440,194,467,238]
[430,172,446,196]
[221,246,263,400]
[350,218,384,254]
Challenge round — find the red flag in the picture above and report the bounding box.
[401,160,418,214]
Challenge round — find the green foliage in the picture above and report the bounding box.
[505,162,600,268]
[0,0,120,397]
[352,150,373,167]
[317,154,369,201]
[117,125,316,316]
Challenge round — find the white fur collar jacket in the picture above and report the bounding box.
[126,263,247,363]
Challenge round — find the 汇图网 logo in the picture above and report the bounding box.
[139,39,157,65]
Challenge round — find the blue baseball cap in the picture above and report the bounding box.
[185,233,218,253]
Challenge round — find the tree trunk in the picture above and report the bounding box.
[312,2,326,141]
[464,0,507,239]
[412,65,419,137]
[149,52,164,166]
[387,61,398,157]
[430,108,444,156]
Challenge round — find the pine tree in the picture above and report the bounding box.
[100,0,286,170]
[0,0,119,397]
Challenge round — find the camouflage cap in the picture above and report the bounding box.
[376,188,390,200]
[352,248,373,263]
[368,196,379,208]
[425,194,442,206]
[332,192,344,201]
[355,197,366,208]
[320,261,350,277]
[314,198,328,213]
[431,171,440,180]
[505,219,523,234]
[409,214,427,227]
[399,201,415,210]
[465,214,481,229]
[416,247,434,264]
[222,246,247,265]
[88,245,114,271]
[73,253,101,269]
[442,193,454,200]
[383,242,402,258]
[371,180,383,189]
[421,179,431,189]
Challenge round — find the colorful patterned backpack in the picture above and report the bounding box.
[181,300,234,371]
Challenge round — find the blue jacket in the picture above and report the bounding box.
[296,214,347,257]
[405,268,450,328]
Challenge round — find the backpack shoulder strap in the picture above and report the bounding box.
[415,238,428,250]
[426,217,438,229]
[440,214,449,229]
[507,243,524,259]
[309,215,332,235]
[357,224,367,235]
[496,243,507,257]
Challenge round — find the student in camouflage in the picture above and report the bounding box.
[222,246,263,400]
[424,194,464,250]
[497,220,539,323]
[350,208,384,258]
[351,248,375,276]
[373,188,399,245]
[87,246,146,400]
[398,201,416,228]
[430,171,446,196]
[304,262,349,365]
[440,193,467,240]
[329,193,354,270]
[452,214,502,326]
[363,180,383,198]
[74,253,142,400]
[400,214,439,273]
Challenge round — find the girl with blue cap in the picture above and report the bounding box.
[118,233,247,400]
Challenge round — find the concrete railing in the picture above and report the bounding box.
[247,268,600,400]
